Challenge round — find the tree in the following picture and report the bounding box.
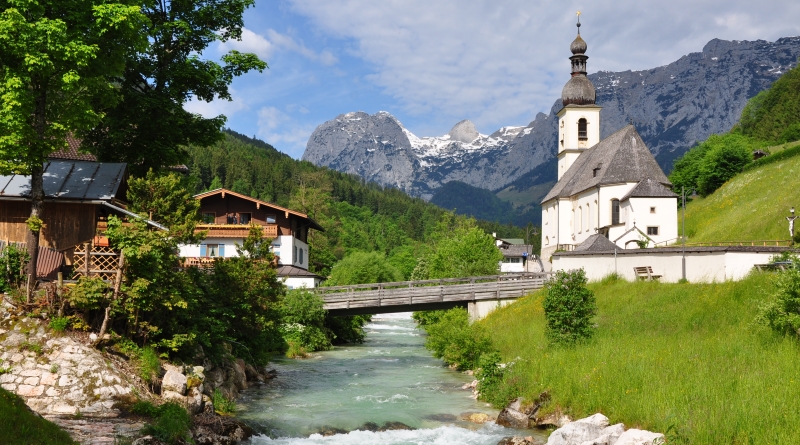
[83,0,267,175]
[417,213,503,280]
[127,170,201,241]
[325,251,403,286]
[0,0,144,277]
[543,269,597,346]
[756,255,800,338]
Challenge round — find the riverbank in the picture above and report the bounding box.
[480,273,800,444]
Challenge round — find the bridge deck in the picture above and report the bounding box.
[315,273,550,316]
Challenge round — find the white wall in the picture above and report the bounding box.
[552,250,779,283]
[271,235,309,269]
[281,276,321,290]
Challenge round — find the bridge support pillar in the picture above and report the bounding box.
[468,299,514,322]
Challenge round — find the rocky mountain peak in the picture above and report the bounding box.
[448,119,479,143]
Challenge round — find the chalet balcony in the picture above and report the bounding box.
[195,224,279,239]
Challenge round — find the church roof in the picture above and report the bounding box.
[573,234,618,252]
[621,178,678,201]
[541,125,671,203]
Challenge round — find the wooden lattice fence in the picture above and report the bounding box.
[72,242,121,281]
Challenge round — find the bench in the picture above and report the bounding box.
[633,266,662,281]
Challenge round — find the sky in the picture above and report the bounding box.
[184,0,800,159]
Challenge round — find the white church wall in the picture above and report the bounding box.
[626,197,678,246]
[552,250,778,283]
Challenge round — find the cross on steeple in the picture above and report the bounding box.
[576,11,581,34]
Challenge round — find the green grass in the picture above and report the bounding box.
[683,154,800,243]
[481,273,800,444]
[0,388,77,444]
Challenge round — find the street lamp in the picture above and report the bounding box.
[682,186,696,281]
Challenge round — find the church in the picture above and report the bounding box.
[540,19,679,265]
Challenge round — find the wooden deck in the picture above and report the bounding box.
[315,273,550,316]
[196,224,279,238]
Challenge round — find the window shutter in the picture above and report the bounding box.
[200,244,207,256]
[218,244,225,257]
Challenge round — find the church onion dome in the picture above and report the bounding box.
[570,34,587,54]
[562,74,596,106]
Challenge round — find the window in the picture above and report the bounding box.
[503,258,521,263]
[611,199,620,225]
[647,226,659,236]
[578,118,588,141]
[202,213,215,224]
[200,244,225,257]
[299,248,304,264]
[294,246,298,262]
[650,207,656,214]
[238,213,251,224]
[266,214,276,224]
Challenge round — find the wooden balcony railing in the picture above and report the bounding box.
[195,224,279,238]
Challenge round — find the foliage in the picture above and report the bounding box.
[279,289,332,353]
[0,244,28,292]
[325,251,404,286]
[742,141,800,172]
[543,269,597,346]
[65,277,109,311]
[431,180,541,227]
[482,275,800,444]
[736,63,800,144]
[141,402,192,444]
[421,308,493,370]
[0,387,76,444]
[475,352,520,408]
[211,389,237,415]
[130,399,160,418]
[138,347,162,385]
[411,310,446,326]
[414,214,503,280]
[48,317,69,333]
[83,0,267,175]
[755,258,800,338]
[126,170,202,241]
[669,133,756,197]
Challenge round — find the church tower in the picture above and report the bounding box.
[556,14,601,180]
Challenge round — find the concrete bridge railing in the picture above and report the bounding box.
[315,273,552,319]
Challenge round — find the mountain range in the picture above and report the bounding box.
[302,37,800,224]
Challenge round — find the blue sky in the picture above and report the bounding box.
[184,0,800,159]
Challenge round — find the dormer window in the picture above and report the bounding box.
[578,118,588,141]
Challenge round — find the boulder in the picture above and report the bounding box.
[187,386,204,414]
[161,369,187,395]
[461,412,492,424]
[546,413,609,445]
[244,363,261,382]
[498,437,541,445]
[578,423,625,445]
[232,359,247,390]
[497,407,530,429]
[162,390,185,405]
[613,429,665,445]
[191,412,253,445]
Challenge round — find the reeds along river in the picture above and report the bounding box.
[235,313,545,445]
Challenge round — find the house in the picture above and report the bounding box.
[493,234,543,273]
[0,159,164,279]
[178,188,325,288]
[540,21,678,266]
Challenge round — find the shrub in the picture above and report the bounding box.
[543,269,597,346]
[142,402,192,444]
[49,317,69,332]
[475,352,520,408]
[279,289,332,352]
[411,310,446,326]
[130,400,160,417]
[0,244,28,292]
[422,308,493,370]
[756,258,800,338]
[211,389,236,415]
[138,347,161,385]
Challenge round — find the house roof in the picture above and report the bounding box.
[499,244,536,257]
[194,188,324,231]
[573,234,619,252]
[620,178,678,201]
[0,161,127,201]
[542,125,670,203]
[48,136,97,162]
[277,265,325,279]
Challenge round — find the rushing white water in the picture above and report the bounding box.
[238,313,544,444]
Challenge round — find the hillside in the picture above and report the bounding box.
[185,130,529,275]
[683,146,800,243]
[430,181,539,227]
[481,274,800,444]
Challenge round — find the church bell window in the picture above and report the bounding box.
[578,118,588,141]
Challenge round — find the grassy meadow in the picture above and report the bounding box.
[0,388,77,444]
[480,273,800,444]
[683,151,800,243]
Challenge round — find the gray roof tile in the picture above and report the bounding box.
[0,161,126,201]
[542,125,671,203]
[621,178,678,201]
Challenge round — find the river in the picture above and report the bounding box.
[236,313,545,445]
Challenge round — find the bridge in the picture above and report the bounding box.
[315,273,551,320]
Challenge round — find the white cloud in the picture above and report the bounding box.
[217,28,274,60]
[286,0,800,132]
[184,88,248,119]
[265,29,339,65]
[214,27,338,66]
[257,106,316,157]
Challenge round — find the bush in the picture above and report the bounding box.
[669,133,755,197]
[211,389,236,415]
[141,402,192,444]
[325,251,403,286]
[543,269,597,346]
[48,317,69,332]
[475,352,520,408]
[0,244,28,292]
[279,289,332,352]
[411,310,446,326]
[756,258,800,338]
[422,308,493,370]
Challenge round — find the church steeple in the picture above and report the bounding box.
[561,13,596,106]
